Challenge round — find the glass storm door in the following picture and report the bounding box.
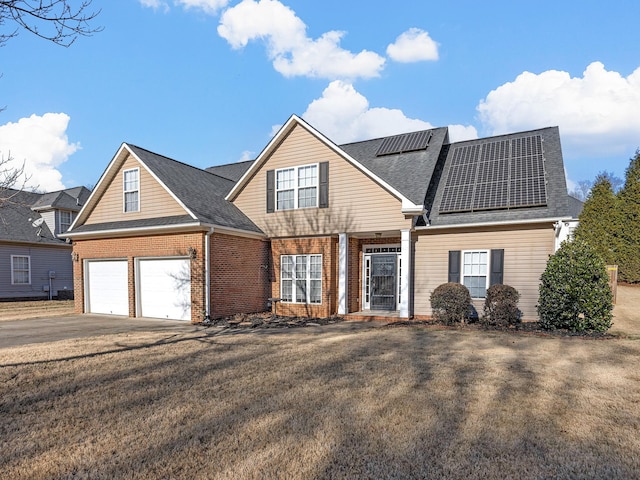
[369,254,397,310]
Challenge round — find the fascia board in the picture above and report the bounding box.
[415,216,577,231]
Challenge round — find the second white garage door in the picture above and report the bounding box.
[137,258,191,321]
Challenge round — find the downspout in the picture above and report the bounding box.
[205,228,214,321]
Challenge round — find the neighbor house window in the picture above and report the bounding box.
[59,210,73,232]
[462,250,489,298]
[11,255,31,285]
[276,164,317,210]
[281,254,322,304]
[123,168,140,212]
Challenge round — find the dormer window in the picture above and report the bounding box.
[276,164,317,210]
[59,211,73,233]
[123,168,140,212]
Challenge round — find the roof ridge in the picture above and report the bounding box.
[338,126,446,147]
[127,143,235,184]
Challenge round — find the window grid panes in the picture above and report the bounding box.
[12,255,30,285]
[60,211,72,232]
[123,169,139,212]
[281,254,322,304]
[276,164,317,210]
[463,250,488,298]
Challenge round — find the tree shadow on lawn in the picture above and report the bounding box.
[1,327,640,479]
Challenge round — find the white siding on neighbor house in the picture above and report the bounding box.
[0,244,73,298]
[413,225,555,321]
[233,124,412,237]
[38,210,57,236]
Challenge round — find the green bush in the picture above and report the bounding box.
[482,284,521,327]
[537,239,613,332]
[430,282,472,324]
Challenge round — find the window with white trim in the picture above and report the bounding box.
[281,254,322,304]
[462,250,489,298]
[276,164,318,210]
[123,168,140,212]
[11,255,31,285]
[59,210,73,232]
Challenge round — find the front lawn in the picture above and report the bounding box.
[1,321,639,479]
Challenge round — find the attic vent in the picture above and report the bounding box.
[376,131,432,156]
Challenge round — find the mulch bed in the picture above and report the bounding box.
[201,312,345,329]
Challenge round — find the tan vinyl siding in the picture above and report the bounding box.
[413,225,554,321]
[233,124,411,236]
[84,154,187,225]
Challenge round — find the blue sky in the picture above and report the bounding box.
[1,0,639,193]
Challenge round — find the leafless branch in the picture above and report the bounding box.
[0,0,102,47]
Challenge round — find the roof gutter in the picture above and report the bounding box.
[415,216,579,231]
[62,222,265,240]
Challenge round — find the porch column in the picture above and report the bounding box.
[338,233,348,315]
[399,229,412,318]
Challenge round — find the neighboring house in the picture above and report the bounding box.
[65,115,581,322]
[0,186,91,300]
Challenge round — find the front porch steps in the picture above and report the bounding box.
[344,310,409,322]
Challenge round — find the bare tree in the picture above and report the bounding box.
[0,0,102,47]
[0,152,29,206]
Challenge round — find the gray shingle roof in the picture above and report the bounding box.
[0,189,64,245]
[31,187,91,212]
[424,127,577,227]
[339,127,449,205]
[205,160,255,182]
[127,145,263,234]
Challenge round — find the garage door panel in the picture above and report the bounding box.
[138,258,191,321]
[86,260,128,315]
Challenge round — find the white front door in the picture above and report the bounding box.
[137,258,191,321]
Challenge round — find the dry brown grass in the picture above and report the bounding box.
[2,317,640,479]
[0,300,74,322]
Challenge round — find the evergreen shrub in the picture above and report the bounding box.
[537,239,613,332]
[430,282,471,324]
[482,284,521,327]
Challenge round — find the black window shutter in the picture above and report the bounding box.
[319,162,329,208]
[266,170,275,213]
[490,249,504,285]
[448,250,461,283]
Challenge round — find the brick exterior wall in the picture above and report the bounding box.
[271,236,338,317]
[72,232,207,323]
[209,233,271,318]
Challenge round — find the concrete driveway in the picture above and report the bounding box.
[0,315,202,349]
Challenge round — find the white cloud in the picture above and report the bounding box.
[477,61,640,158]
[177,0,229,14]
[139,0,228,14]
[0,113,79,192]
[386,28,439,63]
[217,0,385,80]
[302,80,477,144]
[138,0,169,12]
[239,150,254,161]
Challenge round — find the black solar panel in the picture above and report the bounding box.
[439,134,547,213]
[376,131,432,156]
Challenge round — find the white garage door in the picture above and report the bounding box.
[86,260,128,315]
[137,258,191,321]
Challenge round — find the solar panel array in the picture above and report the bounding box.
[439,134,547,213]
[376,130,432,156]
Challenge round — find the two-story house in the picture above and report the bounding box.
[64,115,581,322]
[0,186,91,299]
